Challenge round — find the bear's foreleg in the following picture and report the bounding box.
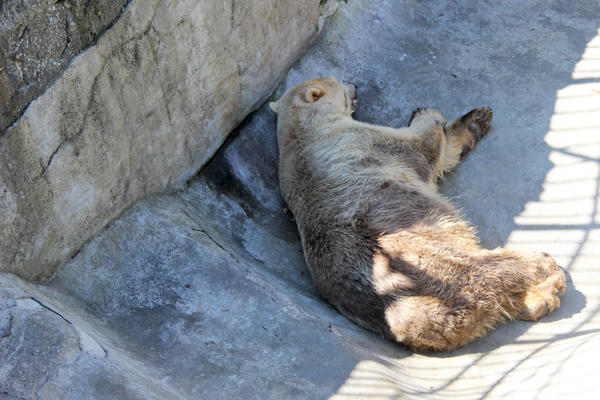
[404,107,493,185]
[437,107,493,175]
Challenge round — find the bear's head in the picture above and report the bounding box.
[269,76,357,122]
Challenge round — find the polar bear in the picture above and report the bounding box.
[270,76,565,351]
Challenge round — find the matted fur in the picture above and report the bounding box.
[271,76,566,352]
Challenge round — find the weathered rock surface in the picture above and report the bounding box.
[0,0,330,280]
[0,274,190,399]
[0,0,130,133]
[2,0,600,399]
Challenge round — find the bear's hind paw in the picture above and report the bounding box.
[516,271,566,321]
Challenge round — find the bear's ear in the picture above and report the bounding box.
[305,86,326,103]
[269,100,280,113]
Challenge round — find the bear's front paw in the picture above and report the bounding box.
[463,107,493,141]
[457,107,493,158]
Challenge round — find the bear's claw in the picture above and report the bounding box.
[409,107,427,125]
[409,107,445,127]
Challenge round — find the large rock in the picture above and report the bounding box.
[0,0,331,280]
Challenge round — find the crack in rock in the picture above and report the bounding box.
[28,297,107,359]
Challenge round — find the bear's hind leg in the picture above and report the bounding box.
[385,249,565,351]
[385,294,506,352]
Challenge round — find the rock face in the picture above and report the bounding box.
[0,0,130,133]
[0,0,327,280]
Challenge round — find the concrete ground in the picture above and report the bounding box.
[1,0,599,398]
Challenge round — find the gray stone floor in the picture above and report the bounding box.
[2,0,600,398]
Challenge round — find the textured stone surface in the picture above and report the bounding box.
[0,274,187,399]
[0,0,130,132]
[0,0,329,280]
[1,0,600,399]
